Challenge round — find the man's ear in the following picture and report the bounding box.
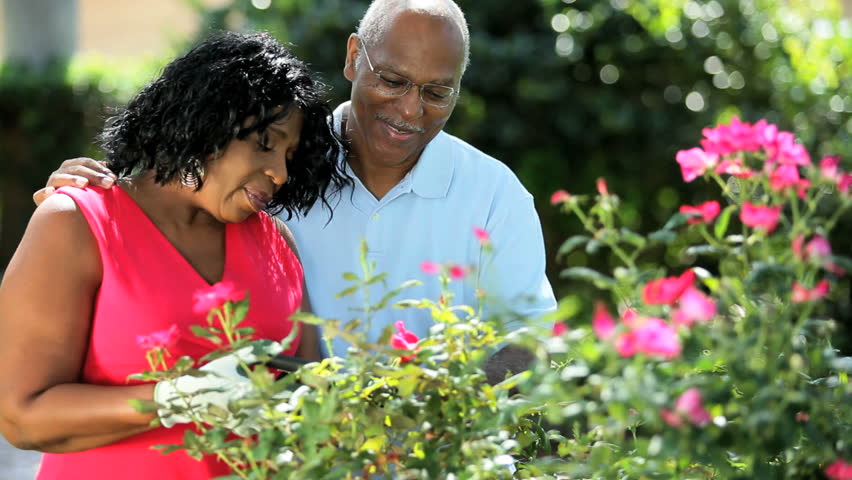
[343,33,359,82]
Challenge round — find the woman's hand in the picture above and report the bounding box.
[33,157,118,206]
[154,342,283,436]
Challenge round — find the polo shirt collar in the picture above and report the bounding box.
[333,102,454,199]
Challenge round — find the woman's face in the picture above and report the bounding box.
[197,108,304,223]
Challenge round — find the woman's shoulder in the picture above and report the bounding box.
[241,211,301,260]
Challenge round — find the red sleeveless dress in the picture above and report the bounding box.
[36,186,303,479]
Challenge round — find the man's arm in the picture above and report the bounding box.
[272,217,321,361]
[33,158,117,206]
[478,191,557,385]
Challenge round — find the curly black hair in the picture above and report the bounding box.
[99,31,350,219]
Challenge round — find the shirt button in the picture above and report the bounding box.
[372,213,380,220]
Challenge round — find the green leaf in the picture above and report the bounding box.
[190,325,222,344]
[394,299,428,309]
[372,280,424,311]
[715,205,736,239]
[557,235,590,260]
[685,245,723,256]
[341,272,360,282]
[744,262,795,289]
[289,311,325,325]
[661,212,688,231]
[334,285,360,299]
[128,398,161,413]
[830,254,852,272]
[648,230,677,244]
[619,227,647,248]
[232,299,249,326]
[365,272,388,285]
[585,239,602,254]
[559,267,615,288]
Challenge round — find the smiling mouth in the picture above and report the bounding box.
[377,115,423,139]
[245,188,271,212]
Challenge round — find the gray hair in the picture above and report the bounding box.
[356,0,470,76]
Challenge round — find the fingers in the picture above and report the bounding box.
[59,157,116,179]
[49,160,116,189]
[32,187,56,207]
[35,158,116,206]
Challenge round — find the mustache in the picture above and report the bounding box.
[375,113,425,134]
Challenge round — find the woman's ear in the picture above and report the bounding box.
[343,33,360,82]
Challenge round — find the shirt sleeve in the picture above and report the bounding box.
[477,191,557,331]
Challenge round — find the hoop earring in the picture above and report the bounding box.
[180,158,205,189]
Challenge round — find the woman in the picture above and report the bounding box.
[0,31,348,478]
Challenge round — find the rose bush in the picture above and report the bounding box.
[135,118,850,479]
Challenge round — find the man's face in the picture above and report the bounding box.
[343,10,465,168]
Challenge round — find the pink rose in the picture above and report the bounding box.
[552,322,569,336]
[839,173,852,195]
[192,281,246,315]
[592,302,616,340]
[769,164,801,191]
[420,261,441,275]
[136,324,180,351]
[826,459,852,480]
[820,155,841,181]
[662,388,712,428]
[740,203,781,233]
[642,270,696,305]
[616,317,681,359]
[390,321,419,363]
[621,308,641,328]
[792,234,805,259]
[596,178,609,196]
[550,189,571,205]
[715,158,754,178]
[796,235,845,275]
[700,117,763,155]
[765,130,810,165]
[791,280,830,303]
[679,200,721,225]
[672,287,716,327]
[753,120,778,150]
[449,264,467,280]
[615,331,639,357]
[768,164,810,198]
[804,234,832,261]
[676,148,719,182]
[472,226,490,246]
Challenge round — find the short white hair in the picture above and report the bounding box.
[356,0,470,76]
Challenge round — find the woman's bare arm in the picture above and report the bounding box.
[0,193,156,453]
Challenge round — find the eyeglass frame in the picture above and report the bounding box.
[357,37,459,108]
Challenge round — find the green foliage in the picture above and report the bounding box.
[140,118,852,479]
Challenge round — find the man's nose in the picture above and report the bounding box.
[397,85,424,120]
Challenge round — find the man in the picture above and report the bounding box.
[34,0,556,381]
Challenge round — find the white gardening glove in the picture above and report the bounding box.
[153,341,283,435]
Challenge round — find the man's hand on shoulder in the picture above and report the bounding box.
[33,158,117,206]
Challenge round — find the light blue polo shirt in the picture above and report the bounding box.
[283,103,556,358]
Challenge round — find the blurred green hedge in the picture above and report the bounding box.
[0,58,162,267]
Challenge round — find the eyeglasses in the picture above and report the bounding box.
[358,38,458,108]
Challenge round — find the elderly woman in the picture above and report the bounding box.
[0,32,348,479]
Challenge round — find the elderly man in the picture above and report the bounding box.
[34,0,556,381]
